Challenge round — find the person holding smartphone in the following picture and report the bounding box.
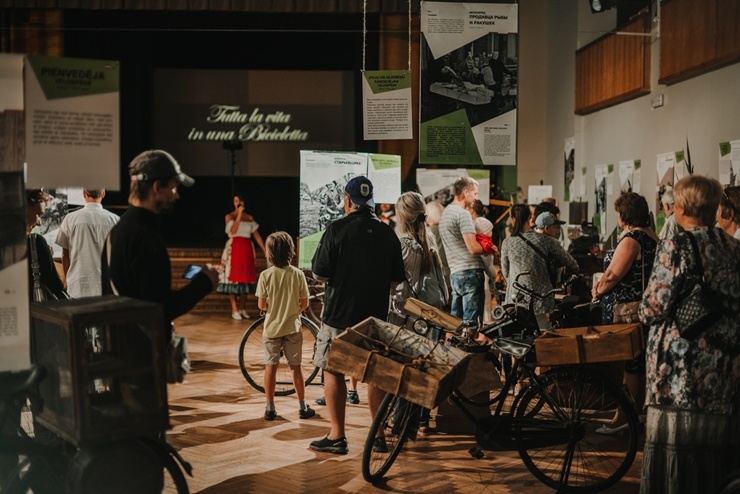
[216,194,266,320]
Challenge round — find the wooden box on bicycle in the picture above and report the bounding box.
[534,323,644,366]
[29,296,168,446]
[326,317,471,409]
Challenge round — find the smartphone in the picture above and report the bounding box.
[182,264,203,280]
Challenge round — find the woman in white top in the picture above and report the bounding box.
[217,194,266,320]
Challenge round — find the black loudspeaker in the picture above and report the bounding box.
[569,202,589,225]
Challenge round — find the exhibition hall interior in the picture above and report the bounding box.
[1,0,739,493]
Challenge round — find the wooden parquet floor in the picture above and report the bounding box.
[164,313,643,494]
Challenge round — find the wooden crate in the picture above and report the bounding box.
[534,323,644,366]
[30,296,168,446]
[402,298,462,332]
[327,317,471,409]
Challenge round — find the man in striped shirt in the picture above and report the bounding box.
[439,177,485,326]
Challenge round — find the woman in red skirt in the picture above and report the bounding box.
[217,194,266,320]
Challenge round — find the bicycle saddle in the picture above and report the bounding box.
[494,337,532,358]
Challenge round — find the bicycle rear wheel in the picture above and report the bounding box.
[238,316,320,396]
[514,366,638,493]
[361,394,419,483]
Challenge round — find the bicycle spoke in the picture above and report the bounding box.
[514,366,638,493]
[362,394,418,483]
[238,317,319,396]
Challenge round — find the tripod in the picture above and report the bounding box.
[223,138,243,199]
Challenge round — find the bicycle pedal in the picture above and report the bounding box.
[468,446,484,459]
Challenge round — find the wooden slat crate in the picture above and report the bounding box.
[534,323,644,366]
[326,317,471,409]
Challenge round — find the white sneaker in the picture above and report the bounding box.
[231,311,243,320]
[239,309,251,319]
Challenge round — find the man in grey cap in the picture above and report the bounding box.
[102,150,218,339]
[308,175,405,455]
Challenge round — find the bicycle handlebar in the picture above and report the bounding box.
[512,271,578,300]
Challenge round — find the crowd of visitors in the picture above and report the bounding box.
[23,151,740,490]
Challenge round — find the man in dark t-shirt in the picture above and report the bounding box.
[308,176,405,455]
[102,150,219,337]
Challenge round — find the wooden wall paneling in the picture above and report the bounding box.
[575,13,651,115]
[659,0,716,84]
[0,111,25,173]
[716,0,740,64]
[376,13,420,182]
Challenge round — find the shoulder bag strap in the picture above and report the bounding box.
[685,231,706,284]
[517,233,550,267]
[29,234,44,290]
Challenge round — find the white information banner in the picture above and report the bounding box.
[362,70,413,141]
[25,55,120,190]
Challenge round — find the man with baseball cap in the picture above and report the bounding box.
[308,175,405,454]
[534,212,566,240]
[102,150,218,341]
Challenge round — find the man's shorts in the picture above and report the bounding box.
[312,322,343,370]
[263,331,303,365]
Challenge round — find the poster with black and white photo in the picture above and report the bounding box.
[655,152,676,234]
[595,165,608,239]
[298,151,401,269]
[419,1,518,166]
[564,137,575,202]
[416,168,490,206]
[619,159,640,194]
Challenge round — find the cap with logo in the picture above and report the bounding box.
[344,176,375,208]
[535,212,566,229]
[129,150,195,187]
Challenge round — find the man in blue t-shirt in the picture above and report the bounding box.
[308,176,405,455]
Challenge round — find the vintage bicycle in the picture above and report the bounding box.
[361,273,640,493]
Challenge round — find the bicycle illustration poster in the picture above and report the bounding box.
[298,150,401,269]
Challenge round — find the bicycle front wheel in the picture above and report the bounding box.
[238,316,320,396]
[514,366,638,493]
[361,394,419,483]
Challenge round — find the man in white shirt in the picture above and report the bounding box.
[56,189,119,298]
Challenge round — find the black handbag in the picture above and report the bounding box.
[29,233,71,302]
[673,232,722,340]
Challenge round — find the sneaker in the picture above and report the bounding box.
[309,435,348,455]
[314,396,326,406]
[594,423,629,435]
[347,390,360,405]
[299,406,316,419]
[239,309,251,319]
[372,437,388,453]
[231,311,243,321]
[264,409,277,421]
[418,425,436,435]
